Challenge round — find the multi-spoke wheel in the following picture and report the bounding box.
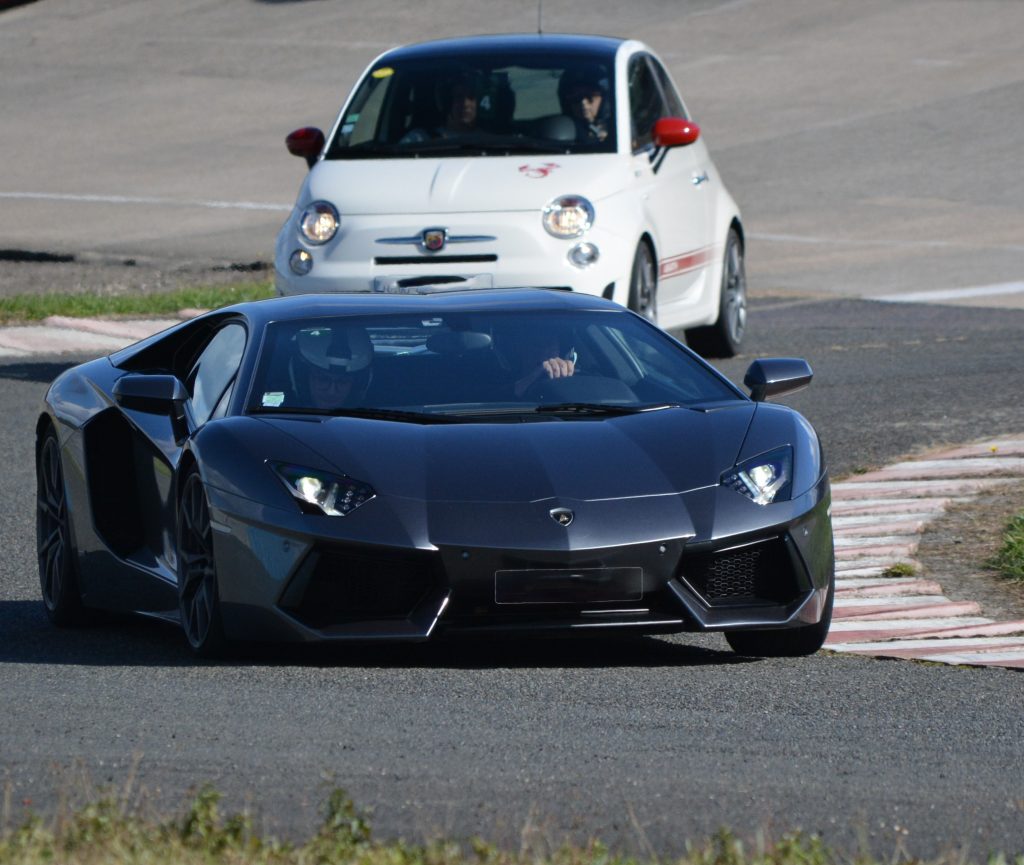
[176,469,226,657]
[627,241,658,324]
[685,227,747,358]
[36,428,86,625]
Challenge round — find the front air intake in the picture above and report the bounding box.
[279,546,442,628]
[679,537,799,607]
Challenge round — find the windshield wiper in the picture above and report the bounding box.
[327,142,405,159]
[251,406,462,424]
[533,402,680,416]
[401,138,570,157]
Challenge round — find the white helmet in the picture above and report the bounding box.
[296,324,373,373]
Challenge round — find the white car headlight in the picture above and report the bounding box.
[542,195,594,239]
[271,462,374,516]
[298,201,340,245]
[721,447,793,505]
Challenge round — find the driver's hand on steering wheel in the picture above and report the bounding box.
[542,356,575,380]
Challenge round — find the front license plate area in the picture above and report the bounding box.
[372,274,494,294]
[494,567,644,605]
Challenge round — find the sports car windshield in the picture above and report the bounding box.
[325,53,617,158]
[247,308,740,420]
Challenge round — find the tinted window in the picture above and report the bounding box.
[649,57,687,118]
[325,52,617,157]
[189,323,246,426]
[248,309,738,418]
[628,55,667,152]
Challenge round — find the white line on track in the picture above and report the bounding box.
[873,282,1024,303]
[0,191,292,212]
[749,232,1024,253]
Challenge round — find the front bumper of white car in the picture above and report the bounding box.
[274,209,634,303]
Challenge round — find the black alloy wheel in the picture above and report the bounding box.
[176,469,227,657]
[685,227,747,358]
[36,428,86,625]
[627,241,658,324]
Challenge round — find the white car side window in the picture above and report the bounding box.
[628,55,667,153]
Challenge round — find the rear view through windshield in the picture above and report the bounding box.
[326,53,617,158]
[248,308,740,418]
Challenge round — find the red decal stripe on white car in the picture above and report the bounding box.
[658,246,715,280]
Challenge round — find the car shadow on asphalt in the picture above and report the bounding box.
[0,360,79,385]
[0,599,754,669]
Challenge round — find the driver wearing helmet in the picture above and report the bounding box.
[505,324,576,398]
[291,324,374,409]
[558,66,610,143]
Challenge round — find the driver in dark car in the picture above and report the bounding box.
[511,327,575,398]
[291,325,374,409]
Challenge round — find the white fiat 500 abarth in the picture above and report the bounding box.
[275,34,747,356]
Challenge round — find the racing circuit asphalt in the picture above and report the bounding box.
[2,297,1023,857]
[2,0,1024,856]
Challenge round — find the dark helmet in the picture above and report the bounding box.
[557,64,610,113]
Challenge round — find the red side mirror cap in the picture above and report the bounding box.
[653,118,700,148]
[285,127,325,168]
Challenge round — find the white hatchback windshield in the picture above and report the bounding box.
[248,309,739,420]
[325,53,617,158]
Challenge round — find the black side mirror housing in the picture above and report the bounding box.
[743,358,813,402]
[113,374,188,409]
[114,374,190,441]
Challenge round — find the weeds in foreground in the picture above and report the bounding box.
[0,281,274,323]
[881,562,917,578]
[988,511,1024,583]
[1,787,1022,865]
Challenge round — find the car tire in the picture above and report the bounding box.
[724,569,834,658]
[36,427,87,626]
[176,467,228,658]
[685,227,746,358]
[627,241,658,324]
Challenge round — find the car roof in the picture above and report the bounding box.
[234,288,620,328]
[109,289,624,370]
[376,33,624,65]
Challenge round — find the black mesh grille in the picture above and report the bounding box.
[280,548,441,628]
[374,254,497,265]
[681,538,798,607]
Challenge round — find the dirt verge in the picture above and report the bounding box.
[915,479,1024,621]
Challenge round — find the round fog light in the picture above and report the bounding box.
[289,249,313,276]
[568,241,600,268]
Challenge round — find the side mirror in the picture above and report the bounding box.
[743,358,813,402]
[285,127,325,169]
[653,117,700,148]
[114,374,190,441]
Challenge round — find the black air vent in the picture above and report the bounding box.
[279,546,442,628]
[374,254,498,265]
[680,538,799,607]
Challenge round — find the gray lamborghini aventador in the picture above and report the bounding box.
[36,289,833,657]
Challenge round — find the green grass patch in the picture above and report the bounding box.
[881,562,917,578]
[1,787,1021,865]
[0,281,275,324]
[988,511,1024,583]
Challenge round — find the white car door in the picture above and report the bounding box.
[627,53,713,318]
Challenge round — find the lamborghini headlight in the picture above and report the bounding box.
[298,200,339,245]
[721,447,793,505]
[542,195,594,238]
[271,462,374,516]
